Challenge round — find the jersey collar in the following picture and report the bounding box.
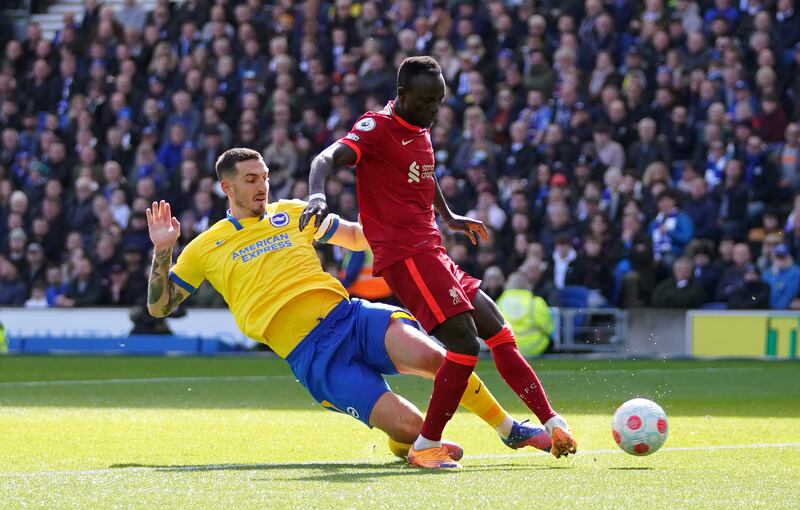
[226,209,267,231]
[387,100,424,132]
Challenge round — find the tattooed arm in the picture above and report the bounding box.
[145,200,190,318]
[147,245,190,318]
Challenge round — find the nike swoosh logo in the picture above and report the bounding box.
[401,139,413,145]
[475,382,482,394]
[215,240,225,246]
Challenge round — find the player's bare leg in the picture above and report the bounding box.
[385,314,479,468]
[470,291,577,458]
[368,391,463,462]
[385,319,551,453]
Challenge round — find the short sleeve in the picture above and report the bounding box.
[169,240,205,294]
[338,115,379,164]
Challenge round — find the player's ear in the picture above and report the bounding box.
[220,179,231,195]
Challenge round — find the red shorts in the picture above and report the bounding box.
[380,246,481,333]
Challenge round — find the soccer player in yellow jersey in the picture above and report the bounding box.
[146,148,551,467]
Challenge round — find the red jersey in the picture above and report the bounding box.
[338,101,441,274]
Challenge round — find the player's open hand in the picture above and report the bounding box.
[445,213,489,245]
[146,200,181,251]
[299,197,329,231]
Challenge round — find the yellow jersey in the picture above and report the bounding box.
[169,199,348,358]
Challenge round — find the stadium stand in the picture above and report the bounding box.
[1,0,800,315]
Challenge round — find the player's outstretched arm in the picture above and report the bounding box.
[314,214,369,251]
[146,200,190,318]
[299,142,357,231]
[433,176,489,245]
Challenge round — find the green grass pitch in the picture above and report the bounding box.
[1,356,799,509]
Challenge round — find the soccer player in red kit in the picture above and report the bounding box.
[300,56,576,468]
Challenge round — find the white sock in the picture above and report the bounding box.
[495,415,515,439]
[544,414,569,437]
[413,434,441,451]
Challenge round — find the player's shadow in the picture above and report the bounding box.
[111,461,449,481]
[110,460,561,482]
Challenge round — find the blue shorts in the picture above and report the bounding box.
[285,298,415,426]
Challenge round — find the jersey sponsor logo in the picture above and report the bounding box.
[408,161,420,182]
[449,286,462,305]
[355,117,376,132]
[231,233,293,263]
[407,161,435,183]
[269,211,289,228]
[401,138,413,145]
[345,132,360,142]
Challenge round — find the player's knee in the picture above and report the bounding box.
[433,314,480,356]
[420,347,445,376]
[439,333,480,356]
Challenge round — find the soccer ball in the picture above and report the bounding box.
[611,398,669,456]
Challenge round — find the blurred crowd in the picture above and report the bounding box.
[1,0,800,311]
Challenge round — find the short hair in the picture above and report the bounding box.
[215,147,262,180]
[397,56,442,90]
[658,188,679,203]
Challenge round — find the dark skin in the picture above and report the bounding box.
[299,71,503,354]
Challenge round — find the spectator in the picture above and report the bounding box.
[501,120,536,178]
[520,256,557,304]
[6,227,28,274]
[683,178,719,241]
[518,89,552,146]
[539,199,578,253]
[753,94,789,144]
[66,176,97,238]
[612,211,655,307]
[56,256,104,307]
[480,266,506,302]
[116,0,147,33]
[627,117,671,176]
[648,190,695,272]
[0,254,27,306]
[593,122,625,170]
[688,239,722,301]
[551,234,578,291]
[728,264,771,309]
[262,125,299,178]
[568,235,613,306]
[24,277,48,308]
[157,123,188,177]
[651,256,707,308]
[715,242,753,303]
[105,263,145,306]
[743,135,779,220]
[773,123,800,193]
[44,264,67,306]
[762,244,800,309]
[467,190,507,233]
[23,242,46,287]
[716,159,750,238]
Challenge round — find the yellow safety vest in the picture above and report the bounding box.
[496,289,553,356]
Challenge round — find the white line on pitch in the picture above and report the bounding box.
[1,442,798,478]
[0,367,770,388]
[0,375,289,387]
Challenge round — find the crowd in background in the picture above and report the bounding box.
[1,0,800,312]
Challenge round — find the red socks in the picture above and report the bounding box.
[485,326,557,424]
[419,351,477,442]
